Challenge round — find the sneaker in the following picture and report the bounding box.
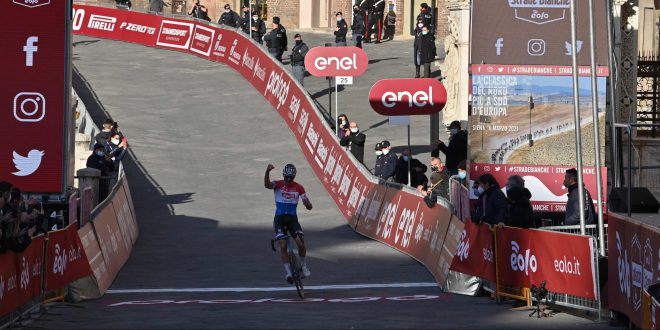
[285,274,293,284]
[301,265,311,278]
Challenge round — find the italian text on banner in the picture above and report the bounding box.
[0,235,44,317]
[46,224,92,291]
[450,220,496,282]
[496,226,597,299]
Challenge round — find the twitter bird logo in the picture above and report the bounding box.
[565,40,583,56]
[12,150,44,176]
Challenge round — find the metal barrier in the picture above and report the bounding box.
[538,224,609,256]
[491,228,532,306]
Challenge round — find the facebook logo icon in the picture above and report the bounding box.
[23,36,38,67]
[495,38,503,56]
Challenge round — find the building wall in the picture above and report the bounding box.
[266,0,300,28]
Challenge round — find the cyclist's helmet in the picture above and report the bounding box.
[283,164,297,177]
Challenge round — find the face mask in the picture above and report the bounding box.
[477,186,485,195]
[376,150,383,156]
[350,128,358,133]
[450,128,458,135]
[417,23,423,28]
[458,171,467,180]
[337,17,342,21]
[225,9,230,13]
[295,40,302,45]
[382,149,390,155]
[422,31,428,35]
[111,139,120,145]
[403,156,410,162]
[354,8,359,13]
[431,166,439,173]
[253,16,258,20]
[95,151,105,157]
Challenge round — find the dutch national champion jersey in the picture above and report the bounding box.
[272,180,307,215]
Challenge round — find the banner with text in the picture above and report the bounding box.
[0,235,44,317]
[45,224,92,291]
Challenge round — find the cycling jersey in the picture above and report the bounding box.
[272,180,307,216]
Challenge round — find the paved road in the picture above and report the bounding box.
[34,35,616,329]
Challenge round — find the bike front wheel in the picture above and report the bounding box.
[288,249,304,299]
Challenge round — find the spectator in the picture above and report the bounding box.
[238,5,250,33]
[417,2,434,35]
[373,142,383,173]
[375,140,397,181]
[105,132,128,167]
[472,173,508,226]
[246,11,266,44]
[358,0,373,43]
[414,25,435,78]
[412,18,424,78]
[506,186,535,229]
[351,4,365,48]
[334,12,348,46]
[87,143,111,175]
[188,0,210,21]
[264,17,287,62]
[219,4,241,27]
[418,158,448,207]
[382,5,396,41]
[456,160,467,183]
[506,174,532,200]
[563,168,596,225]
[432,121,468,175]
[290,34,309,85]
[394,148,428,187]
[94,119,115,145]
[370,0,385,43]
[336,114,350,139]
[149,0,169,13]
[340,122,366,164]
[115,0,132,8]
[0,181,13,215]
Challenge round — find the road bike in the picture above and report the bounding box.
[271,234,305,299]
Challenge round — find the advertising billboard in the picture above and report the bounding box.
[0,1,70,192]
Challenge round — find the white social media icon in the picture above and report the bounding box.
[12,150,45,177]
[494,37,504,56]
[13,92,46,122]
[23,36,38,67]
[527,39,546,56]
[565,40,583,56]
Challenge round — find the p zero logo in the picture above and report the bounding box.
[304,46,368,77]
[156,20,194,50]
[368,79,447,116]
[88,14,117,31]
[189,24,215,57]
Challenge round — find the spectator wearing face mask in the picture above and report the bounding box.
[505,175,532,200]
[340,122,366,164]
[290,34,309,85]
[373,142,383,174]
[245,11,266,44]
[104,132,128,167]
[337,114,350,139]
[87,143,111,175]
[414,25,435,78]
[351,4,365,48]
[506,186,535,229]
[416,2,434,35]
[418,157,448,207]
[219,4,241,27]
[375,140,397,181]
[394,148,428,187]
[456,160,468,183]
[335,12,348,46]
[472,173,508,226]
[432,121,468,176]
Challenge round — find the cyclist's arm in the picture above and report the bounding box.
[264,164,275,189]
[301,194,313,210]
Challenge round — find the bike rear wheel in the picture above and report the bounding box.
[288,248,304,299]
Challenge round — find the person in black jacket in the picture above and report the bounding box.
[335,12,348,46]
[87,143,110,175]
[394,149,428,187]
[219,4,241,27]
[351,4,365,48]
[189,0,210,21]
[358,0,373,42]
[563,168,596,225]
[472,173,508,226]
[243,11,266,44]
[264,17,287,62]
[432,120,467,176]
[506,186,535,229]
[416,2,434,35]
[239,5,250,34]
[340,122,366,164]
[414,25,435,78]
[419,158,448,207]
[290,34,309,85]
[375,140,397,180]
[370,0,385,43]
[336,114,350,139]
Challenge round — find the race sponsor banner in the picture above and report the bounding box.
[111,184,138,248]
[471,0,608,66]
[0,235,44,317]
[155,19,194,51]
[72,5,159,46]
[450,220,496,282]
[496,226,597,299]
[368,79,447,116]
[1,1,68,192]
[189,24,215,58]
[77,222,109,293]
[608,213,660,327]
[471,163,607,212]
[92,202,131,294]
[471,64,609,77]
[304,46,368,77]
[45,224,92,290]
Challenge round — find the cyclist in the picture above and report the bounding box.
[264,163,313,283]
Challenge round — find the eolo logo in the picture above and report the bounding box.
[510,241,537,275]
[456,230,470,261]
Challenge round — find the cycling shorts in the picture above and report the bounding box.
[273,214,304,238]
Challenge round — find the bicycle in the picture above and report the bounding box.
[271,234,305,299]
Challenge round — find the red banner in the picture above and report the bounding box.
[0,235,44,317]
[608,213,660,327]
[496,227,597,299]
[304,46,368,77]
[45,224,92,291]
[450,220,496,282]
[369,79,447,116]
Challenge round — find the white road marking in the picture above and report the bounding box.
[107,282,439,294]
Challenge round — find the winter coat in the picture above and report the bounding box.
[432,130,468,173]
[340,131,366,163]
[564,184,596,225]
[394,157,428,187]
[335,18,348,43]
[473,186,509,225]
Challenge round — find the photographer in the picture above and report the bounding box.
[340,122,366,164]
[188,0,210,21]
[105,132,128,167]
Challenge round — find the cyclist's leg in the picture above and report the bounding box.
[291,215,306,258]
[274,215,292,277]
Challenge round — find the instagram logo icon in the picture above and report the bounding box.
[527,39,546,56]
[13,92,46,122]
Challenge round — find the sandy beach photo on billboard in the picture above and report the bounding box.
[469,74,606,166]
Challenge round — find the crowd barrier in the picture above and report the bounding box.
[71,4,464,287]
[608,212,660,328]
